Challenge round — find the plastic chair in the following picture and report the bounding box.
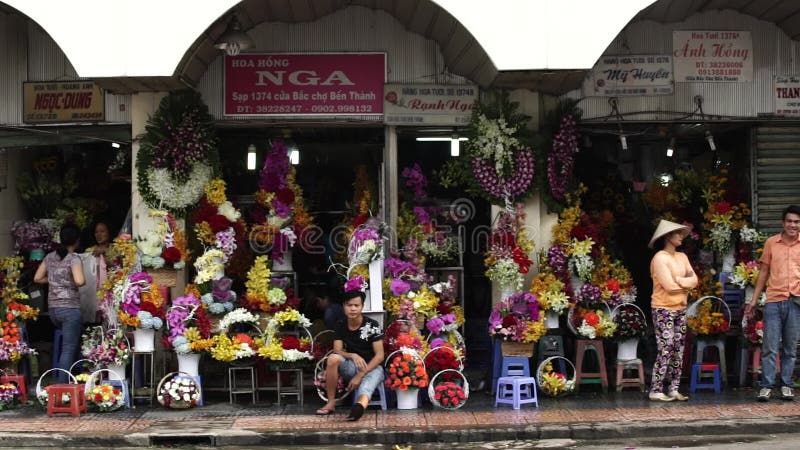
[495,376,538,409]
[352,382,388,411]
[574,339,608,392]
[689,363,721,393]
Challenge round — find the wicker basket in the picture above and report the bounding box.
[314,350,352,405]
[156,371,201,409]
[147,268,178,287]
[84,369,128,412]
[427,369,469,410]
[536,356,576,397]
[500,341,535,358]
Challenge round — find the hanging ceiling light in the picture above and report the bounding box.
[705,130,716,151]
[666,137,676,157]
[416,136,468,157]
[289,147,300,165]
[214,15,255,56]
[247,144,257,170]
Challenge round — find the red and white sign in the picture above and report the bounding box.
[672,31,752,82]
[224,53,385,116]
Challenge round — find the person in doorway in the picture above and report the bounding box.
[33,223,86,382]
[647,219,697,402]
[85,221,114,288]
[744,205,800,402]
[316,290,384,421]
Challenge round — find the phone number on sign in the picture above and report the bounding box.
[697,68,741,76]
[310,104,374,113]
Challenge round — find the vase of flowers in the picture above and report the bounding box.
[165,294,214,371]
[116,272,165,353]
[384,348,429,409]
[568,285,617,340]
[81,327,131,380]
[611,303,647,361]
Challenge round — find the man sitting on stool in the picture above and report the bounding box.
[316,289,384,421]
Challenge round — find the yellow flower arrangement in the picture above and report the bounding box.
[539,361,575,396]
[551,205,581,247]
[244,255,271,305]
[687,298,730,337]
[204,179,227,206]
[522,318,547,344]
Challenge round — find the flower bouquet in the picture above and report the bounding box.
[348,220,387,266]
[742,309,764,347]
[0,383,20,410]
[568,284,617,340]
[137,209,188,272]
[423,344,463,384]
[536,356,576,397]
[488,293,546,354]
[116,272,165,352]
[10,221,54,257]
[530,272,569,326]
[81,327,131,367]
[729,261,759,289]
[86,383,126,412]
[384,349,429,392]
[241,256,300,313]
[687,297,730,339]
[191,179,244,266]
[612,304,647,340]
[164,293,214,355]
[258,308,313,366]
[430,378,468,410]
[484,208,534,293]
[210,308,261,365]
[157,373,201,409]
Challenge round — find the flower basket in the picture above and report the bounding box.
[567,302,615,340]
[427,369,469,410]
[536,356,576,397]
[313,350,352,405]
[35,368,78,406]
[147,268,178,288]
[611,303,647,361]
[384,349,428,395]
[742,309,764,347]
[156,371,202,409]
[0,382,20,410]
[687,296,731,340]
[500,341,534,358]
[426,329,466,356]
[423,346,465,374]
[84,369,127,412]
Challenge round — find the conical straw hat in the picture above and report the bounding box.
[648,219,690,248]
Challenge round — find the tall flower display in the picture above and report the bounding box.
[0,257,39,363]
[484,206,534,293]
[249,140,312,266]
[547,115,580,202]
[164,293,214,354]
[136,90,220,217]
[241,255,300,313]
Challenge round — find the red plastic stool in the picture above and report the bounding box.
[0,375,28,403]
[46,384,87,417]
[575,339,608,392]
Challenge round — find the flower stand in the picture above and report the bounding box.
[396,388,419,409]
[574,339,608,393]
[276,367,303,407]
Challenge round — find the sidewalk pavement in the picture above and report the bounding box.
[3,385,800,447]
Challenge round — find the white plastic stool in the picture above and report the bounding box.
[495,376,538,410]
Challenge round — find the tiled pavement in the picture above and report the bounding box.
[3,387,800,446]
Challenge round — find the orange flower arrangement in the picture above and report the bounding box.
[385,350,429,391]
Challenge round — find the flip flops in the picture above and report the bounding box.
[316,407,335,415]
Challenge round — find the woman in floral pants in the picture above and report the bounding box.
[648,220,698,402]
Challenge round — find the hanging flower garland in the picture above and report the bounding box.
[547,115,580,202]
[136,90,220,217]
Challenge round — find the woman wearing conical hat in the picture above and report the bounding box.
[647,220,698,402]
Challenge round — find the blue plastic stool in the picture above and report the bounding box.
[103,379,131,408]
[52,329,63,370]
[689,363,721,393]
[190,375,204,406]
[501,357,531,378]
[495,376,538,409]
[352,383,388,410]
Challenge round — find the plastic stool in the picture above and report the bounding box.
[575,339,608,392]
[495,376,538,410]
[52,329,63,370]
[46,384,86,417]
[615,359,645,392]
[689,363,721,393]
[695,338,727,386]
[500,357,531,378]
[353,382,388,410]
[537,335,566,373]
[0,374,28,403]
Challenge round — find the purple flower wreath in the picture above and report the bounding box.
[547,115,579,201]
[472,149,535,200]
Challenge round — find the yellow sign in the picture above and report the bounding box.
[23,81,105,123]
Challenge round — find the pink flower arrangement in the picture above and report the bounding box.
[344,275,367,293]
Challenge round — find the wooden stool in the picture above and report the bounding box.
[575,339,608,393]
[0,374,28,403]
[615,359,645,392]
[46,384,87,417]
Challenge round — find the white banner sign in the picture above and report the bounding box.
[673,30,752,82]
[591,54,673,96]
[383,84,477,125]
[775,75,800,117]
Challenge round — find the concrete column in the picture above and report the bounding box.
[384,125,398,248]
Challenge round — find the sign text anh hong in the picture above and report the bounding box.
[225,53,386,116]
[672,30,753,82]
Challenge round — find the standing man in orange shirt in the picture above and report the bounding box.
[745,205,800,402]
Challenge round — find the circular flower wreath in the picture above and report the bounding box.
[136,90,220,217]
[547,115,579,202]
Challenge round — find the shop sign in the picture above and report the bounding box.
[774,75,800,117]
[22,81,105,123]
[590,55,673,96]
[224,53,385,116]
[383,84,477,125]
[672,30,752,82]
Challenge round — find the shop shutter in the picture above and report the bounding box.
[754,125,800,234]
